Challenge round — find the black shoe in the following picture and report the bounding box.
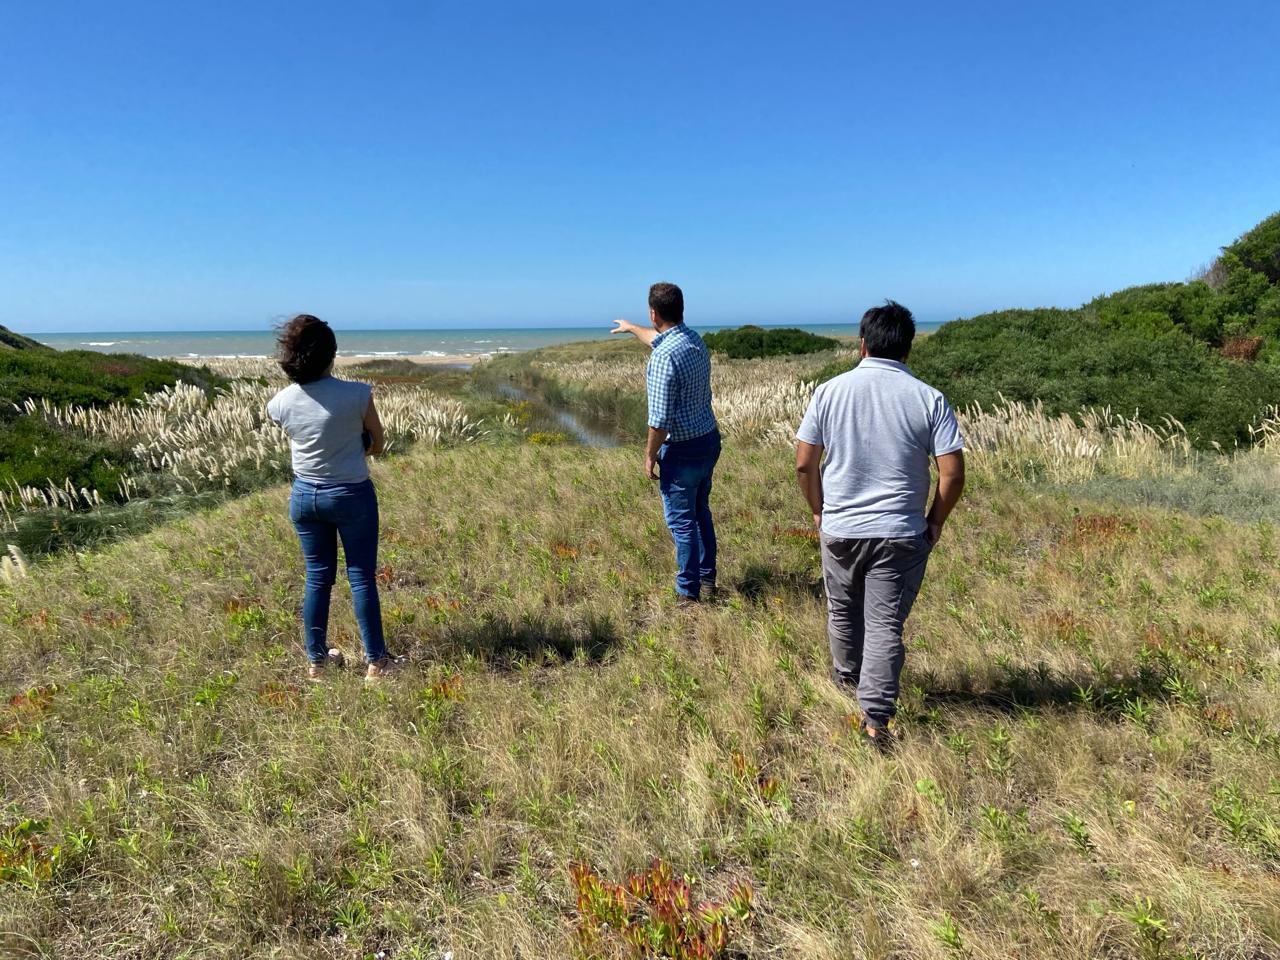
[860,718,896,755]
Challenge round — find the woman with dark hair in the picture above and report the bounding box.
[266,314,401,681]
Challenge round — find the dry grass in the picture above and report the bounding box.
[3,433,1280,958]
[531,351,1280,498]
[529,352,851,445]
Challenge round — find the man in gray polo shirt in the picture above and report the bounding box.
[795,301,965,750]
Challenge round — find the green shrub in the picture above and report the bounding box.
[807,215,1280,450]
[1090,282,1223,342]
[702,325,840,359]
[0,418,127,492]
[906,308,1280,449]
[1224,210,1280,284]
[1085,214,1280,349]
[0,324,52,351]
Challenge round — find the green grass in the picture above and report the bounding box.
[3,435,1280,957]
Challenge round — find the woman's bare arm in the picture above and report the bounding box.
[363,395,385,457]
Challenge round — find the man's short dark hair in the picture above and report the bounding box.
[859,300,915,360]
[649,282,684,325]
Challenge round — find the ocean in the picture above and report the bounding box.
[29,322,942,359]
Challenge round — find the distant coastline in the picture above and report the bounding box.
[31,322,939,360]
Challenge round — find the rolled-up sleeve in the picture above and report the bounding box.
[646,354,678,431]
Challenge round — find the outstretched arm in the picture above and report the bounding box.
[795,441,824,530]
[925,451,965,545]
[611,318,658,347]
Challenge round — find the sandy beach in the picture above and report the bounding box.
[332,352,488,367]
[160,351,489,367]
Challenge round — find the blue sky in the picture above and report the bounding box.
[2,1,1278,333]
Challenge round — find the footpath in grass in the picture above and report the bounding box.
[2,443,1280,959]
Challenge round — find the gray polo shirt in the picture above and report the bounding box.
[796,357,964,539]
[267,376,373,485]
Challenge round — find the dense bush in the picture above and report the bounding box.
[1089,282,1223,342]
[1225,210,1280,284]
[808,214,1280,449]
[905,308,1280,449]
[702,325,840,359]
[0,324,51,351]
[0,348,223,421]
[0,417,127,492]
[1086,212,1280,357]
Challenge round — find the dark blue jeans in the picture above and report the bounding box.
[658,429,721,600]
[289,477,387,665]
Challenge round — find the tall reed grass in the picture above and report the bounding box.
[531,353,1280,487]
[10,350,1280,539]
[2,360,484,530]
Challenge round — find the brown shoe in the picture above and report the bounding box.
[365,656,405,681]
[307,648,345,682]
[700,581,718,602]
[675,594,699,611]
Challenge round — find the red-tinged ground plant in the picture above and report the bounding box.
[729,751,780,803]
[2,684,56,737]
[256,681,302,709]
[0,819,61,889]
[570,859,753,959]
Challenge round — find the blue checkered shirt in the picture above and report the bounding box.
[646,323,717,442]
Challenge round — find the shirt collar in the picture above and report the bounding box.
[652,322,686,348]
[857,356,910,373]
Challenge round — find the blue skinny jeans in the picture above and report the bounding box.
[658,429,721,600]
[288,477,387,665]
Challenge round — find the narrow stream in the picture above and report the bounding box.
[491,381,621,448]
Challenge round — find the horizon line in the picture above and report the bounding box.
[28,319,949,336]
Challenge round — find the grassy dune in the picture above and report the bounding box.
[3,436,1280,958]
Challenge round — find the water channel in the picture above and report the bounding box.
[490,381,622,448]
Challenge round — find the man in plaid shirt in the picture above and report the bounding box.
[612,283,722,608]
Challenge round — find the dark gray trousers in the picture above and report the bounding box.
[820,532,932,730]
